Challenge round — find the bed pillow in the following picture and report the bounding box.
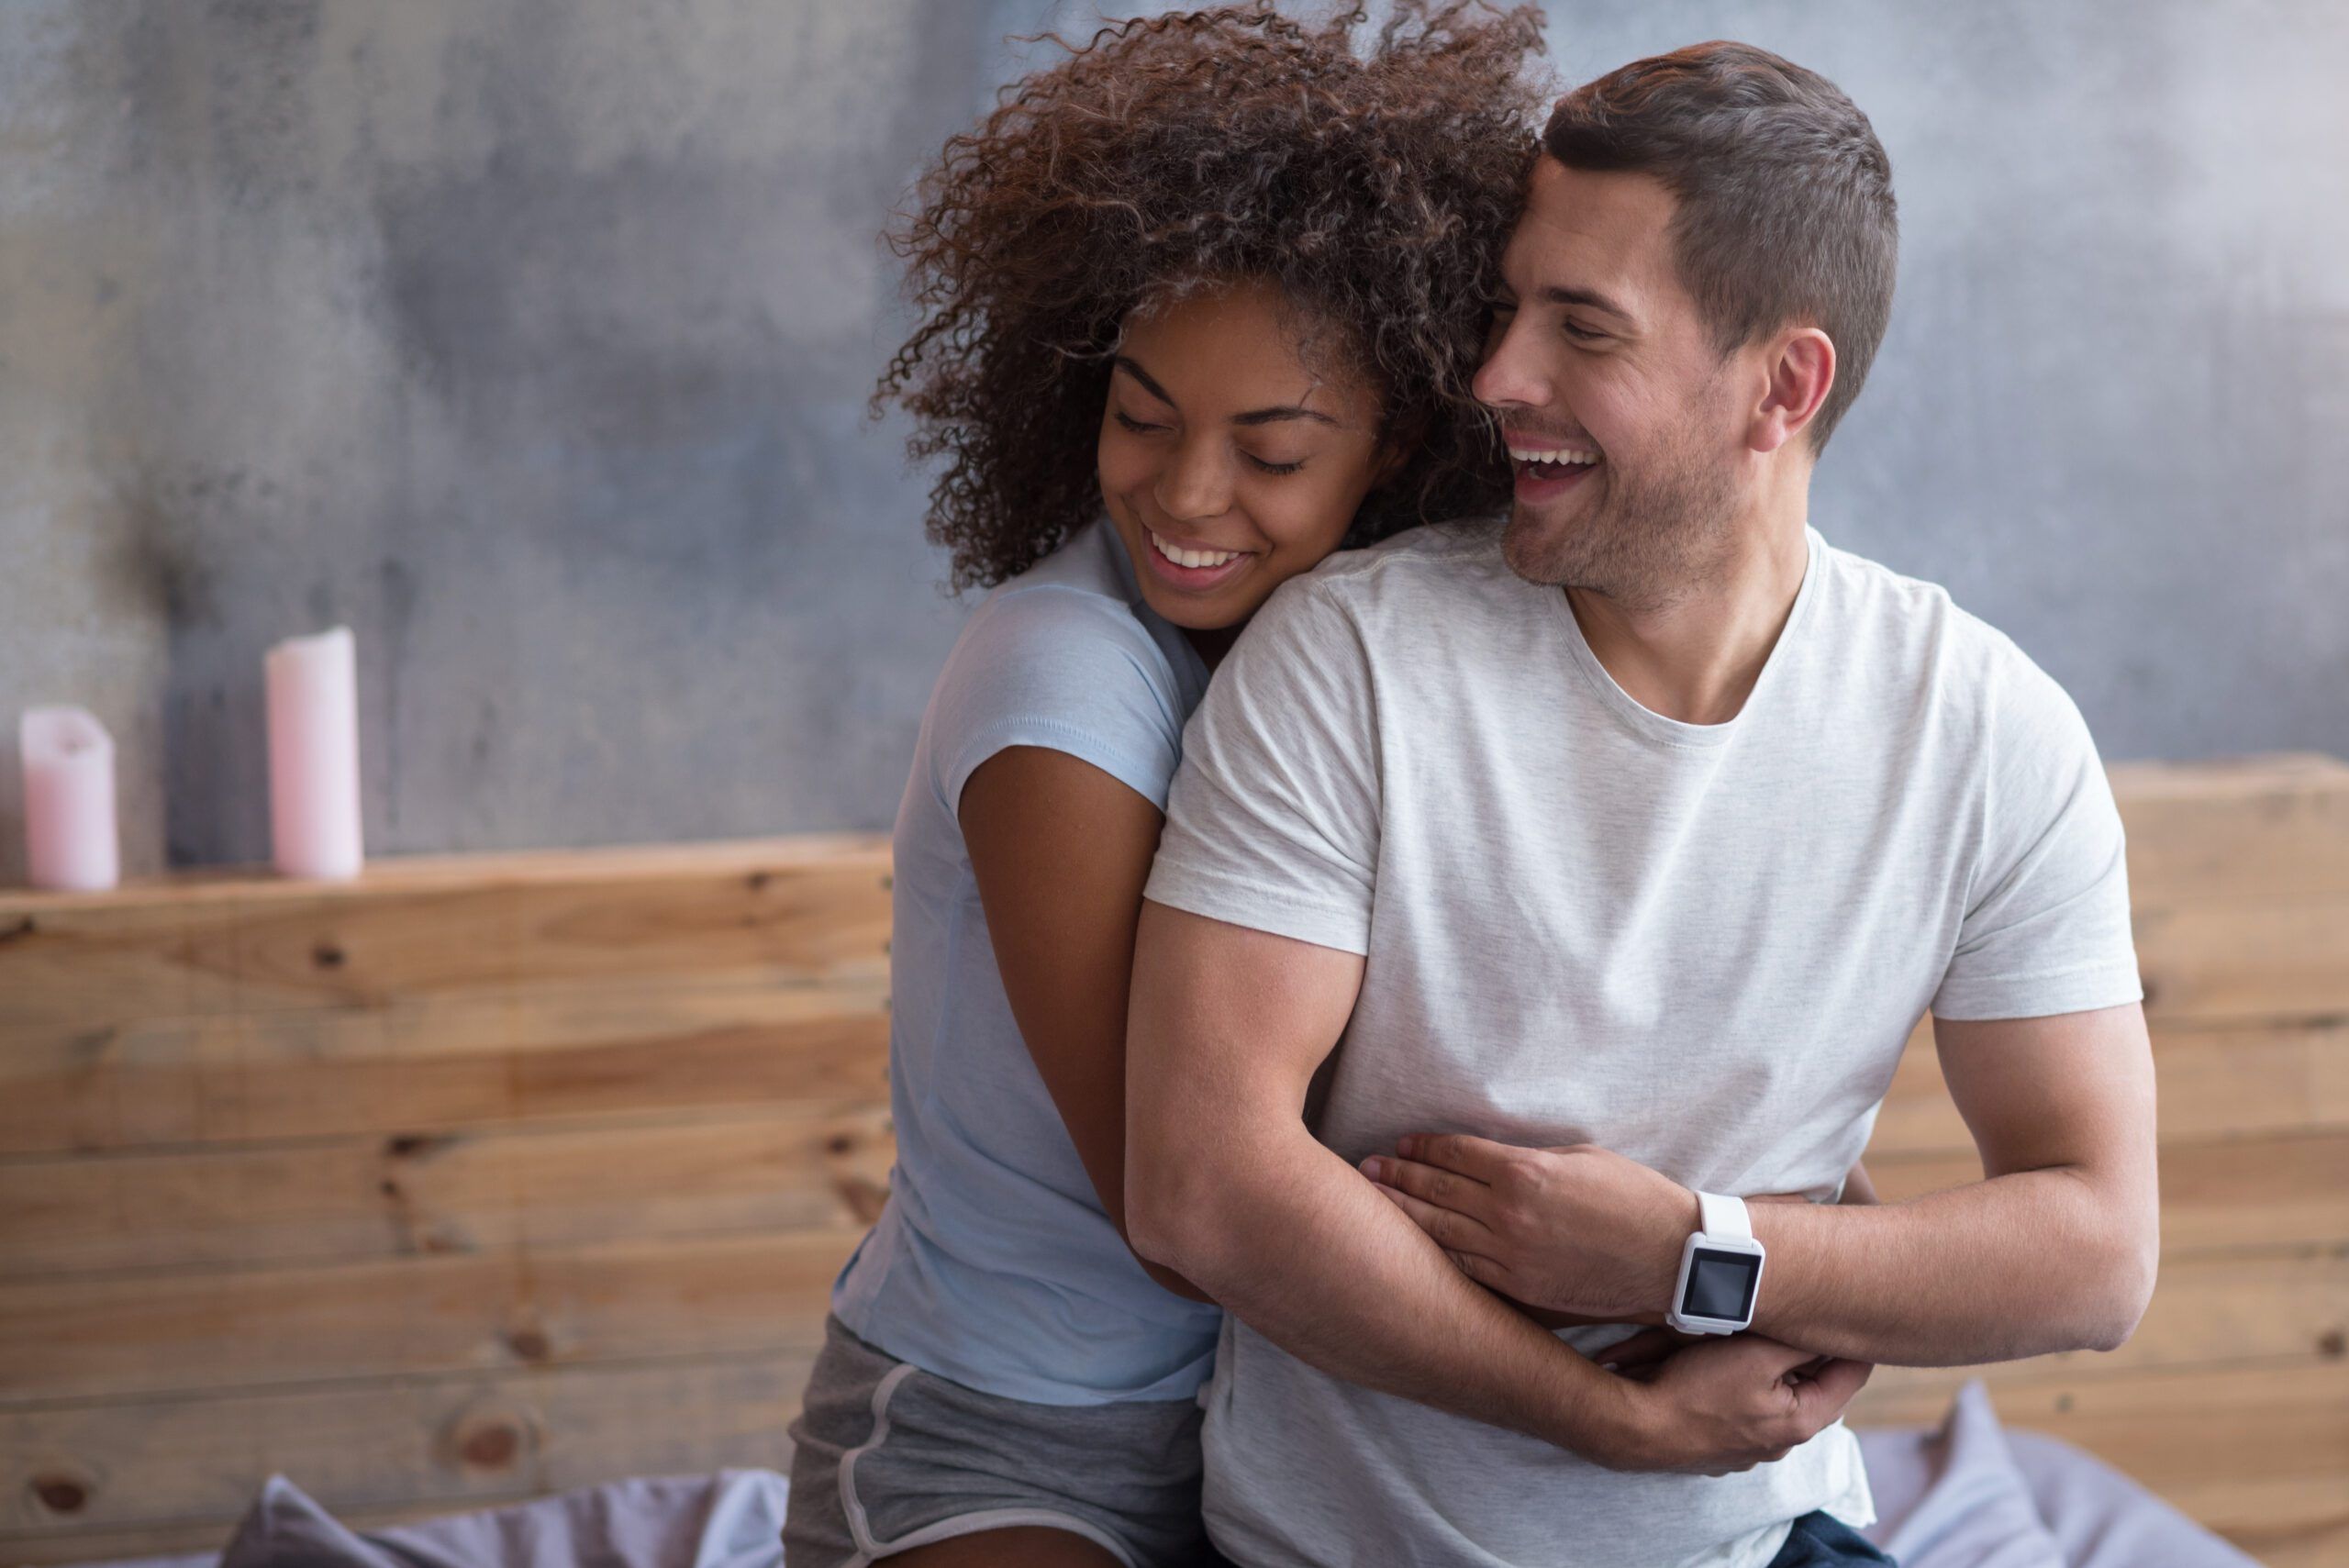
[1855,1378,2067,1568]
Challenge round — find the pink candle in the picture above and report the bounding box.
[265,626,365,881]
[20,706,121,892]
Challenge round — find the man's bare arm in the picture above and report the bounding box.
[1372,1005,2156,1367]
[1122,902,1628,1449]
[1124,900,1869,1469]
[1741,1001,2160,1364]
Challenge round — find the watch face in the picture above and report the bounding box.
[1681,1247,1761,1322]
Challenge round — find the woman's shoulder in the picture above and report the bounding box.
[925,522,1194,808]
[949,524,1182,707]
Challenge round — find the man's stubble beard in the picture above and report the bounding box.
[1499,390,1742,615]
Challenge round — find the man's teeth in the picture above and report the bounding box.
[1148,530,1242,570]
[1507,445,1600,466]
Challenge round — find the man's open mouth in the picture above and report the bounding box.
[1506,440,1603,483]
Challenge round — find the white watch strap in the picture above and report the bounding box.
[1697,1190,1752,1241]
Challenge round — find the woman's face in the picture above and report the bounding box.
[1097,278,1391,632]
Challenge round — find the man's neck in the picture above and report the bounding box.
[1564,505,1811,728]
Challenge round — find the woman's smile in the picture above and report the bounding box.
[1140,526,1256,591]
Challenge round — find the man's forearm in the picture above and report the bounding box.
[1133,1121,1631,1453]
[1743,1167,2154,1365]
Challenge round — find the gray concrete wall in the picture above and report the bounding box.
[3,0,2343,880]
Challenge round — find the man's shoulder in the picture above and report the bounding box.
[1812,536,2086,737]
[1268,518,1517,621]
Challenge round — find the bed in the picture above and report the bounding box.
[49,1376,2267,1568]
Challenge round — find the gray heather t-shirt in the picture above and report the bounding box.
[1142,519,2143,1568]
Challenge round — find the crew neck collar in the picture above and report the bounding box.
[1551,524,1826,751]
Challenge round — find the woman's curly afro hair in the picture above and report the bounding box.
[875,2,1552,592]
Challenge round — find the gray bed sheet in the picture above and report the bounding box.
[73,1378,2258,1568]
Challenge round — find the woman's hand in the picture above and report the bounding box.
[1575,1331,1876,1476]
[1364,1135,1817,1321]
[1364,1135,1851,1321]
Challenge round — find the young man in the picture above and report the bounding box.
[1124,40,2158,1568]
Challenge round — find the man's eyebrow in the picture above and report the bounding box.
[1113,355,1341,428]
[1538,283,1636,323]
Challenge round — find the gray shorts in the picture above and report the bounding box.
[783,1314,1217,1568]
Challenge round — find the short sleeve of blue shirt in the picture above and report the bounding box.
[929,573,1197,817]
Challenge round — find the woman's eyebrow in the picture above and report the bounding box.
[1231,405,1339,428]
[1113,353,1341,428]
[1112,356,1176,405]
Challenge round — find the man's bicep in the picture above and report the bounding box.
[1125,900,1364,1260]
[1128,899,1364,1115]
[1931,1004,2156,1182]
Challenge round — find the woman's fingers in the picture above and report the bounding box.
[1596,1327,1692,1374]
[1362,1152,1495,1222]
[1367,1178,1499,1256]
[1395,1132,1515,1184]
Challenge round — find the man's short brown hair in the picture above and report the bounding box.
[1543,41,1898,451]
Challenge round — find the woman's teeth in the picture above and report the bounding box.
[1148,530,1242,570]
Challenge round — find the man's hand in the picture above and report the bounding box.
[1579,1332,1876,1476]
[1365,1135,1814,1321]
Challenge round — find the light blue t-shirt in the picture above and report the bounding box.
[830,517,1224,1405]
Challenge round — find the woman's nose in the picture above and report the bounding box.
[1153,439,1232,523]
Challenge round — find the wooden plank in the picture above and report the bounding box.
[2132,892,2349,1026]
[0,1228,863,1401]
[0,836,890,1034]
[1857,1244,2349,1396]
[2109,752,2349,903]
[0,1347,819,1542]
[0,975,888,1157]
[1870,1014,2349,1158]
[0,1104,894,1278]
[2142,1476,2349,1568]
[1849,1362,2349,1551]
[1864,1129,2349,1255]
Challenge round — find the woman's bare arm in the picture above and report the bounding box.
[958,744,1209,1301]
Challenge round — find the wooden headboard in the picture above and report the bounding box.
[3,758,2343,1566]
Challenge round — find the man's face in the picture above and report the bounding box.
[1474,157,1753,606]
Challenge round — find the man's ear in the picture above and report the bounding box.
[1750,328,1835,455]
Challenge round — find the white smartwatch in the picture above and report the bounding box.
[1665,1191,1766,1335]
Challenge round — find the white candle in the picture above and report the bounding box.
[19,706,121,892]
[265,626,365,881]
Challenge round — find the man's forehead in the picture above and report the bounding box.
[1502,158,1681,315]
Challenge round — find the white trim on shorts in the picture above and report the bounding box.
[837,1359,1141,1568]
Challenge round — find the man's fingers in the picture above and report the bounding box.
[1364,1152,1493,1220]
[1368,1179,1498,1256]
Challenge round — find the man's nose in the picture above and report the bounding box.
[1473,318,1551,413]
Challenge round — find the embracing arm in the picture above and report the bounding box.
[1120,899,1638,1448]
[960,745,1208,1301]
[1376,1002,2158,1366]
[1741,1002,2160,1364]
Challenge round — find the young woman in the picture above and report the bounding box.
[784,6,1875,1565]
[782,7,1547,1565]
